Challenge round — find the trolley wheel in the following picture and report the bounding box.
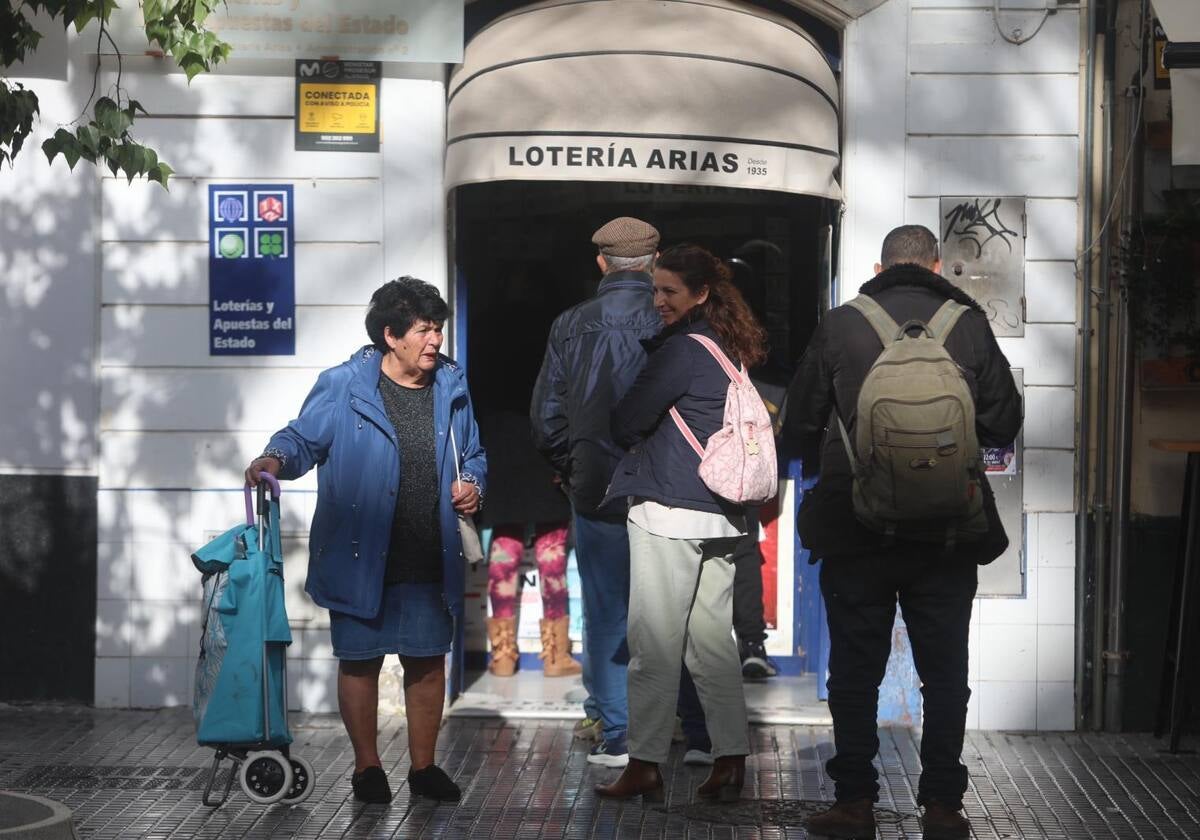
[281,755,316,805]
[239,750,293,805]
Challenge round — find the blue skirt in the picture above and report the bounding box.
[329,582,453,660]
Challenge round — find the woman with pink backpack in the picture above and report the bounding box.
[594,244,775,804]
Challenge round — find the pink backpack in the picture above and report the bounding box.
[669,334,778,505]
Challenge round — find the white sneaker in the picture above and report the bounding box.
[587,736,630,768]
[683,749,714,766]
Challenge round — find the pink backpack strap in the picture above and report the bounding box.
[668,333,744,459]
[687,333,745,384]
[669,407,706,457]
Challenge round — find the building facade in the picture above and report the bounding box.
[1,0,1112,731]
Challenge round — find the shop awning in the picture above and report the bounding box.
[1153,0,1200,165]
[446,0,841,200]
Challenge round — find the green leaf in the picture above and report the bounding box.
[142,0,165,23]
[72,9,97,32]
[40,129,72,165]
[94,97,133,136]
[148,161,174,188]
[0,81,40,167]
[94,96,118,125]
[62,138,81,170]
[128,143,148,178]
[41,129,84,170]
[77,124,100,158]
[180,52,207,82]
[192,0,211,27]
[0,6,43,67]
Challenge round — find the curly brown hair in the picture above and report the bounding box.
[656,244,767,368]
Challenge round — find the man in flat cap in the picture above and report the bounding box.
[531,216,662,769]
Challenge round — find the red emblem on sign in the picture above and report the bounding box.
[258,196,284,222]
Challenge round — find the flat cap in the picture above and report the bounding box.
[592,216,660,257]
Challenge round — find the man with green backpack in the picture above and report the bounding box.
[783,225,1022,840]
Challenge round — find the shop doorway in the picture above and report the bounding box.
[451,178,838,713]
[444,0,843,713]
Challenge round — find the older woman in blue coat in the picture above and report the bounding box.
[245,277,486,804]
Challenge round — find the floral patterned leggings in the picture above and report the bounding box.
[487,523,569,620]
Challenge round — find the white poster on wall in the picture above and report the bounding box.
[107,1,463,64]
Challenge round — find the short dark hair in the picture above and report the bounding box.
[880,225,940,269]
[365,277,449,352]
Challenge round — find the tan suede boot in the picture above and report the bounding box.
[539,616,582,677]
[486,616,519,677]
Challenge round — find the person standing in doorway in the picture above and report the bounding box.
[784,226,1021,840]
[531,217,662,768]
[596,244,767,803]
[732,511,779,679]
[471,266,580,680]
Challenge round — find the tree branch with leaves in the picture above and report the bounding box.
[1,1,231,187]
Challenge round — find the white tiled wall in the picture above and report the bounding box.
[845,0,1082,730]
[1024,388,1076,449]
[92,1,1086,732]
[968,514,1078,730]
[94,487,340,710]
[1025,262,1077,324]
[92,62,446,712]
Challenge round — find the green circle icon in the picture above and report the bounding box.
[219,233,244,258]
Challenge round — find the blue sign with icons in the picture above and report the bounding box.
[208,184,295,356]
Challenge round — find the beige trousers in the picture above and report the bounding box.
[625,520,750,763]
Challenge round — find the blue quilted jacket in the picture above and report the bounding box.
[265,346,487,619]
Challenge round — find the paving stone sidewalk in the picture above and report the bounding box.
[1,706,1197,839]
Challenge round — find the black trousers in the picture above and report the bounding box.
[820,550,977,809]
[732,509,767,643]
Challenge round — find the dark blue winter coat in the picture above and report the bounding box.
[264,346,487,620]
[530,271,661,518]
[607,316,743,516]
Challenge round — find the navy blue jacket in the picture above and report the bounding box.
[530,271,661,518]
[264,347,487,619]
[607,317,742,516]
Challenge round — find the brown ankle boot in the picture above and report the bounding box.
[805,798,876,838]
[921,803,970,840]
[594,758,664,802]
[696,754,745,802]
[486,617,518,677]
[539,616,582,677]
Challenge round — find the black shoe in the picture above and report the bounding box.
[408,764,461,802]
[739,639,778,679]
[351,765,392,803]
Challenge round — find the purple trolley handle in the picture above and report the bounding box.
[243,472,282,526]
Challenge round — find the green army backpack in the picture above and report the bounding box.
[837,295,989,547]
